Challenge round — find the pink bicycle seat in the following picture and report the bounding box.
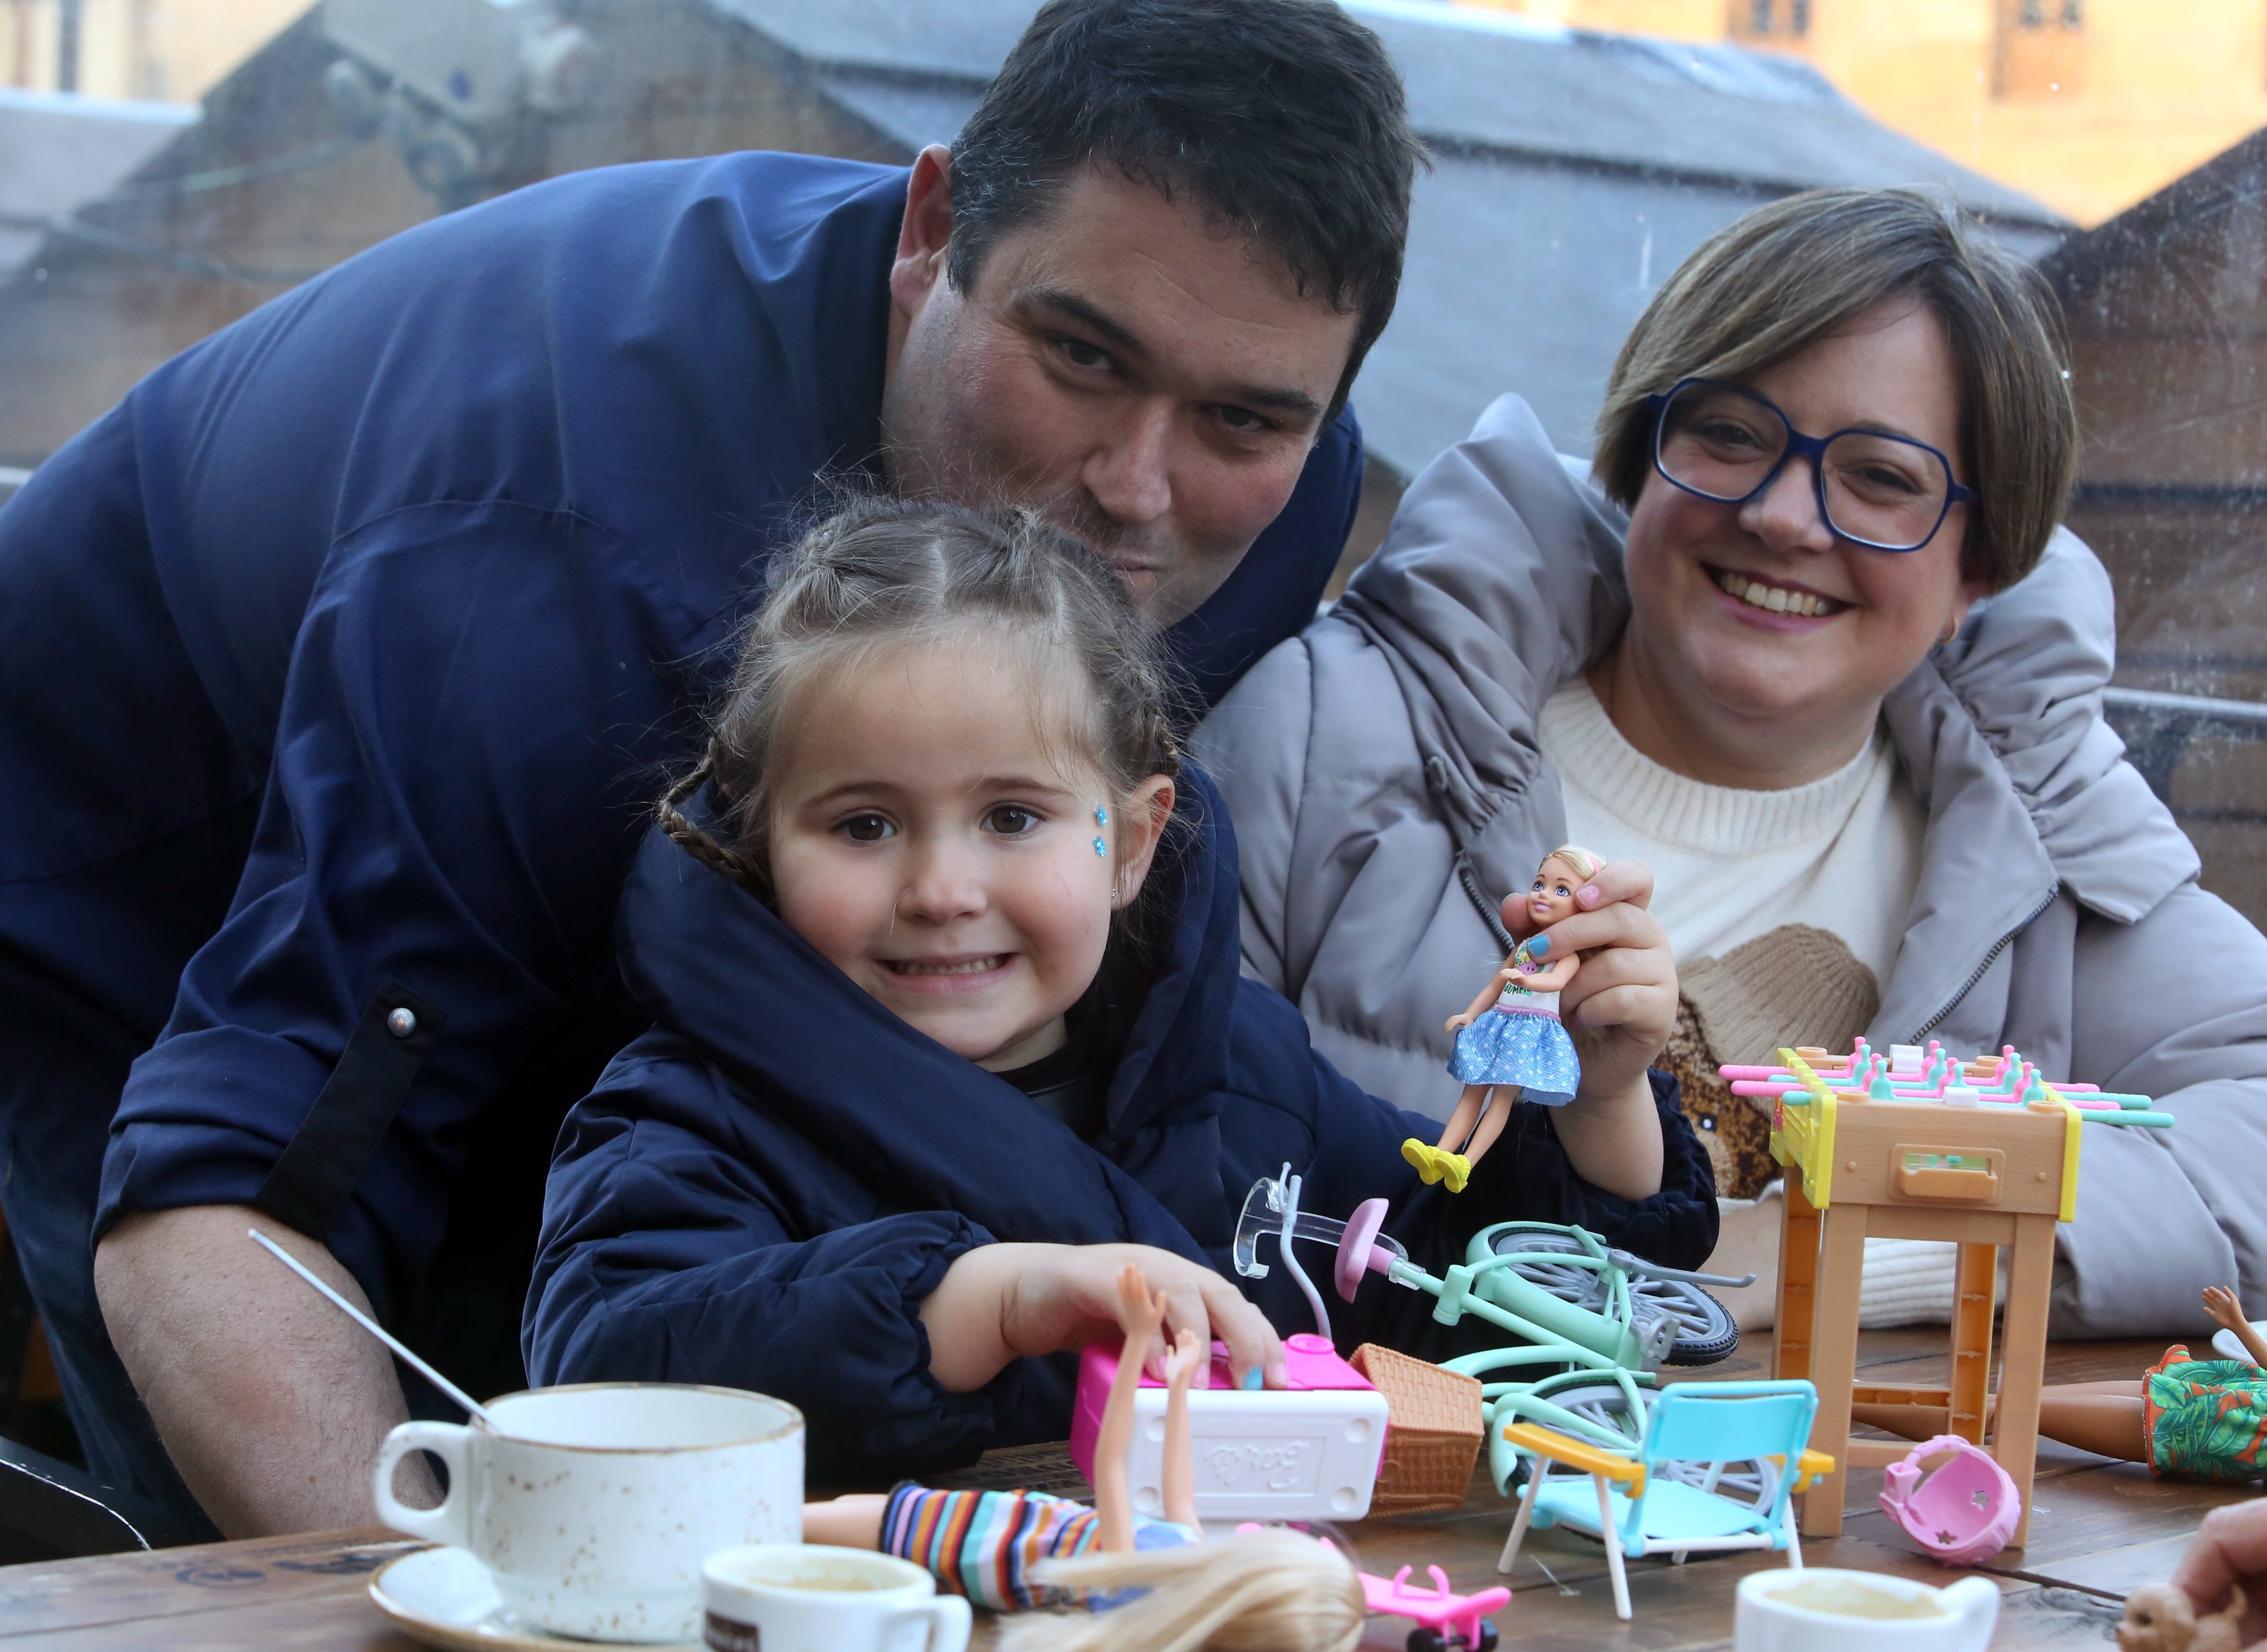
[1879,1435,2021,1565]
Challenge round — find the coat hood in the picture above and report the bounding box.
[611,769,1250,1254]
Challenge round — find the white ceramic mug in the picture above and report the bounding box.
[371,1383,803,1644]
[702,1544,972,1652]
[1736,1567,2001,1652]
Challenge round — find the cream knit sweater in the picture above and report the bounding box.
[1539,678,1961,1327]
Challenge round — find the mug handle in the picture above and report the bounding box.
[371,1420,472,1549]
[886,1595,972,1652]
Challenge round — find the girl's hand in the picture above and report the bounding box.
[2203,1286,2248,1334]
[1446,1014,1474,1034]
[920,1242,1284,1394]
[1501,859,1676,1104]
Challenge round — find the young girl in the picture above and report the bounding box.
[1404,847,1600,1193]
[524,498,1715,1488]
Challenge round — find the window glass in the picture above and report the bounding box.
[0,0,2260,926]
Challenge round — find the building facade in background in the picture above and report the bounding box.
[1460,0,2267,224]
[5,0,300,103]
[17,0,2261,225]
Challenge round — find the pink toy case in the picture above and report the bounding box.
[1879,1434,2022,1565]
[1069,1333,1389,1522]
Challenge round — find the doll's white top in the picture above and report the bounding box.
[1496,961,1560,1017]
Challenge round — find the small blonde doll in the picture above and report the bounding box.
[1403,846,1601,1193]
[801,1264,1366,1652]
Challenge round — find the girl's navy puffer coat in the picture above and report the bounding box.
[524,770,1717,1484]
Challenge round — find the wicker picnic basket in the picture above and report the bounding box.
[1352,1343,1485,1516]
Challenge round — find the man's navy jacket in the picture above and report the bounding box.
[0,152,1364,1338]
[526,772,1719,1483]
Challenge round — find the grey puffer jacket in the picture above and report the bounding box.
[1196,394,2267,1338]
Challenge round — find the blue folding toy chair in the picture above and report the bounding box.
[1495,1379,1831,1621]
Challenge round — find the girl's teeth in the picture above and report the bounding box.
[897,958,1001,976]
[1717,570,1832,618]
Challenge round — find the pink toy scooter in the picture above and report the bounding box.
[1359,1563,1509,1652]
[1879,1435,2022,1565]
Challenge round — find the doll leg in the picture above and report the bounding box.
[1406,1085,1489,1184]
[1853,1382,2147,1463]
[2036,1386,2147,1461]
[1437,1085,1488,1152]
[1160,1327,1205,1535]
[1461,1085,1518,1167]
[1435,1086,1513,1193]
[802,1494,890,1549]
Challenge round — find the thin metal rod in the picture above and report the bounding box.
[246,1229,495,1425]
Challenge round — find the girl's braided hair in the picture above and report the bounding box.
[658,495,1185,910]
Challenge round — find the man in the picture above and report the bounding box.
[0,0,1422,1537]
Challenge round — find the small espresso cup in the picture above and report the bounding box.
[702,1544,972,1652]
[371,1383,803,1644]
[1735,1567,2001,1652]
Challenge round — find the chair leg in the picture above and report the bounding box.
[1782,1491,1805,1570]
[1595,1474,1631,1622]
[1498,1462,1545,1575]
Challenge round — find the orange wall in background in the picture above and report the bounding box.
[1459,0,2267,225]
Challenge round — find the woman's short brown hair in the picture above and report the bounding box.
[1593,188,2076,593]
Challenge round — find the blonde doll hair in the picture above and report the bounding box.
[1541,844,1604,884]
[997,1530,1365,1652]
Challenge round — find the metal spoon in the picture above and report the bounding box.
[246,1228,496,1426]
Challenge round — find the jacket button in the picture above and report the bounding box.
[386,1007,418,1039]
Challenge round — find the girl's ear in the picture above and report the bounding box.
[1109,775,1177,909]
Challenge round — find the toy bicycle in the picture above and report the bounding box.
[1232,1169,1753,1492]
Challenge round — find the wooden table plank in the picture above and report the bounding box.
[0,1530,418,1638]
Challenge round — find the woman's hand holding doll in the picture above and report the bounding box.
[1503,856,1678,1109]
[1503,856,1675,1202]
[1408,847,1673,1201]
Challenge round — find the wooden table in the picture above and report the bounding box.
[0,1330,2254,1650]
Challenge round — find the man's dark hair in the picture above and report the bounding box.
[948,0,1424,419]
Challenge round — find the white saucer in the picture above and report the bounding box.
[2212,1321,2267,1363]
[369,1547,703,1652]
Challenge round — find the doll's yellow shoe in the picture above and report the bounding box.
[1438,1150,1473,1194]
[1401,1137,1444,1185]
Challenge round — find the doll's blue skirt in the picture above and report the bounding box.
[1448,1007,1579,1106]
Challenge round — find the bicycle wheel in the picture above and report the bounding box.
[1485,1228,1739,1364]
[1490,1375,1651,1491]
[1638,1281,1739,1365]
[1482,1228,1604,1307]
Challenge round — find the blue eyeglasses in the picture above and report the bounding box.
[1647,377,1978,553]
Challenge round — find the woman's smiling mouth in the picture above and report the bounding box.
[1708,565,1849,619]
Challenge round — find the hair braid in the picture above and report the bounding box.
[655,748,757,886]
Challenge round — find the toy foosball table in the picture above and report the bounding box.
[1721,1040,2173,1544]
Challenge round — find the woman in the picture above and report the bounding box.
[1196,188,2267,1336]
